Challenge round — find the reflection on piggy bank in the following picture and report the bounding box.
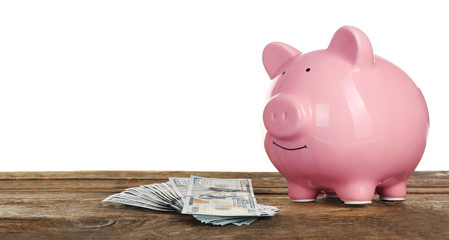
[262,26,429,204]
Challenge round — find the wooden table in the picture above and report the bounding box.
[0,171,448,239]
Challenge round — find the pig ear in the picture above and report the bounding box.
[263,42,302,79]
[327,26,375,69]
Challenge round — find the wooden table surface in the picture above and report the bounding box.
[0,171,448,240]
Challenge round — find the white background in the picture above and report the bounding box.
[1,0,448,171]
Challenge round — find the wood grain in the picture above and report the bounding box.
[0,171,448,239]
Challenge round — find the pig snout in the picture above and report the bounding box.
[263,94,304,139]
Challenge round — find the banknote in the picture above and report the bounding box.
[192,204,279,226]
[102,176,278,226]
[168,177,189,199]
[103,182,184,212]
[181,175,260,216]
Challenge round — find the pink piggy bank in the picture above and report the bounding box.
[262,26,429,204]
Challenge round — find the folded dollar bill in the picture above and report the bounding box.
[103,175,278,226]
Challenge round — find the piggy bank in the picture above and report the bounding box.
[262,26,429,204]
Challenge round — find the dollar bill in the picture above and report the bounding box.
[102,176,278,226]
[192,204,279,226]
[168,177,189,201]
[181,175,260,216]
[103,182,184,212]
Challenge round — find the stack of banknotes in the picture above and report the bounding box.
[103,175,278,226]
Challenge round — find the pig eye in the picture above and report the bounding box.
[282,71,286,75]
[306,68,311,72]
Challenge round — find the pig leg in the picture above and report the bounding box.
[334,182,376,204]
[377,179,407,201]
[288,181,320,202]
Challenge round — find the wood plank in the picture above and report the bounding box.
[0,171,448,239]
[1,171,447,194]
[1,194,448,239]
[0,171,284,180]
[2,170,448,187]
